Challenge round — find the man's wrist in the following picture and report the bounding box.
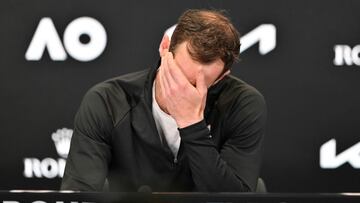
[178,119,215,147]
[177,117,203,129]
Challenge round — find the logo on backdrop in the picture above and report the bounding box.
[52,128,73,159]
[164,24,276,55]
[23,128,73,179]
[239,24,276,55]
[320,139,360,169]
[25,17,107,62]
[333,45,360,66]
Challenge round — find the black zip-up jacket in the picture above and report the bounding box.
[61,63,266,192]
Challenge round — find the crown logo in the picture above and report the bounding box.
[51,128,73,158]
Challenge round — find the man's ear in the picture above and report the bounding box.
[159,35,170,57]
[213,70,230,86]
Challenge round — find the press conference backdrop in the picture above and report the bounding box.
[1,0,359,192]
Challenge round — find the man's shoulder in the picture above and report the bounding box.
[220,75,265,103]
[90,69,151,100]
[81,69,152,126]
[216,75,267,138]
[212,74,266,121]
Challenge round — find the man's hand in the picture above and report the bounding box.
[158,50,207,128]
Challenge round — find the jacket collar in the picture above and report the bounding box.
[143,59,161,109]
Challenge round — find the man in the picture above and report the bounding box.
[61,9,266,192]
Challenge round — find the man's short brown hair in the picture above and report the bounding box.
[169,9,240,70]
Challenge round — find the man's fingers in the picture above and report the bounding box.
[160,51,173,92]
[159,55,172,99]
[158,67,167,98]
[166,52,189,85]
[164,53,179,89]
[159,36,170,57]
[160,49,168,65]
[161,68,172,95]
[196,71,207,96]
